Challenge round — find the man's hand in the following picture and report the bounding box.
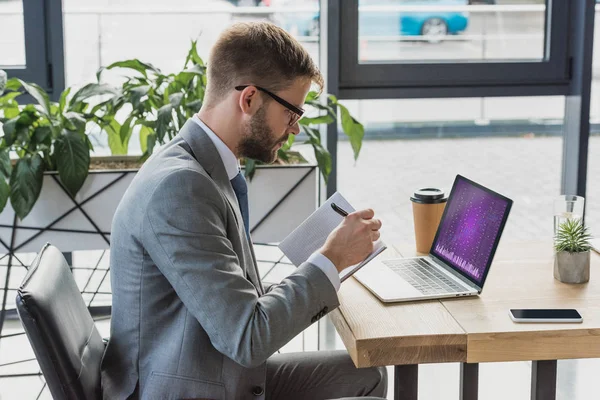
[319,208,382,273]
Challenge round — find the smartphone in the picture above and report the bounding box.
[509,309,583,323]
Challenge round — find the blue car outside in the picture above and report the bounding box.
[280,0,469,39]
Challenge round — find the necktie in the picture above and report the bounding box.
[230,172,250,241]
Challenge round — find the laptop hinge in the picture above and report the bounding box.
[430,254,482,292]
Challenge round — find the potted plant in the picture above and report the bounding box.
[93,40,364,242]
[0,41,365,245]
[554,218,592,284]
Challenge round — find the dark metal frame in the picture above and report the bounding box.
[337,0,571,99]
[394,361,557,400]
[2,0,65,101]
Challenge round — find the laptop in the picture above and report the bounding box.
[354,175,513,303]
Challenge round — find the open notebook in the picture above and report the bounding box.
[278,192,386,282]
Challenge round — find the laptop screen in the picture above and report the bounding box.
[430,175,512,287]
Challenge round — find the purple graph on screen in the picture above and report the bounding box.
[432,179,508,283]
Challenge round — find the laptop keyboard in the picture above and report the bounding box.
[384,258,468,295]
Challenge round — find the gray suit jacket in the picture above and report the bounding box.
[100,119,340,400]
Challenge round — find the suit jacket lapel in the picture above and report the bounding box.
[178,119,264,295]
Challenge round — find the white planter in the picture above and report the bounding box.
[246,164,319,244]
[0,162,319,254]
[0,169,137,254]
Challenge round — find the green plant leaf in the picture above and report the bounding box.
[0,149,11,178]
[338,103,364,162]
[302,126,331,183]
[139,125,155,154]
[3,104,19,119]
[58,87,71,114]
[169,93,184,108]
[156,104,173,142]
[106,59,160,78]
[119,115,135,146]
[102,117,127,155]
[129,85,150,110]
[64,111,87,133]
[299,114,334,125]
[55,131,90,197]
[70,83,116,107]
[243,158,257,180]
[0,176,9,213]
[305,90,320,103]
[32,126,52,146]
[10,154,44,220]
[0,92,21,105]
[184,40,205,68]
[5,78,21,92]
[2,117,18,145]
[18,80,51,116]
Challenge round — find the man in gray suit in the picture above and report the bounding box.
[101,22,387,400]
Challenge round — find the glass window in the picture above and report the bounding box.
[62,0,320,88]
[0,0,26,66]
[358,0,546,63]
[337,96,564,244]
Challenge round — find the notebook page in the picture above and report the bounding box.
[279,192,353,267]
[278,192,386,280]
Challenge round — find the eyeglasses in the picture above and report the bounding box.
[235,85,305,127]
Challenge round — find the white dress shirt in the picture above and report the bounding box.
[192,115,340,291]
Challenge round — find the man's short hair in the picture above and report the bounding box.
[204,22,324,108]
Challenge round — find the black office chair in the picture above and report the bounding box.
[16,243,105,400]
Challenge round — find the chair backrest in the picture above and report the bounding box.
[16,244,105,400]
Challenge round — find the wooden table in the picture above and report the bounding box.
[329,241,600,400]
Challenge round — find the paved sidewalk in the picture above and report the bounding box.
[337,136,600,246]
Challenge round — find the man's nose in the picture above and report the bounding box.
[288,121,301,136]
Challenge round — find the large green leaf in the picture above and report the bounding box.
[55,131,90,197]
[156,104,173,142]
[302,126,331,183]
[0,149,11,178]
[119,115,135,147]
[32,126,52,147]
[106,59,160,78]
[139,125,155,154]
[102,118,127,155]
[18,80,51,116]
[129,85,150,110]
[338,103,364,162]
[70,83,117,107]
[10,154,44,220]
[1,117,20,146]
[0,177,9,213]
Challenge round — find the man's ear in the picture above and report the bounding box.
[238,86,261,116]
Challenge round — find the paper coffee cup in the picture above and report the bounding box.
[410,188,447,254]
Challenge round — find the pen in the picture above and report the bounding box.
[331,202,349,217]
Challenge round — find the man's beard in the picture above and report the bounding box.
[238,106,288,163]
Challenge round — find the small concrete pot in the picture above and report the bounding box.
[554,250,591,284]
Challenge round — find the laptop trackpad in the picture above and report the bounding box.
[354,261,422,300]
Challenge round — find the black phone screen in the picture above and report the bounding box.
[510,309,582,319]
